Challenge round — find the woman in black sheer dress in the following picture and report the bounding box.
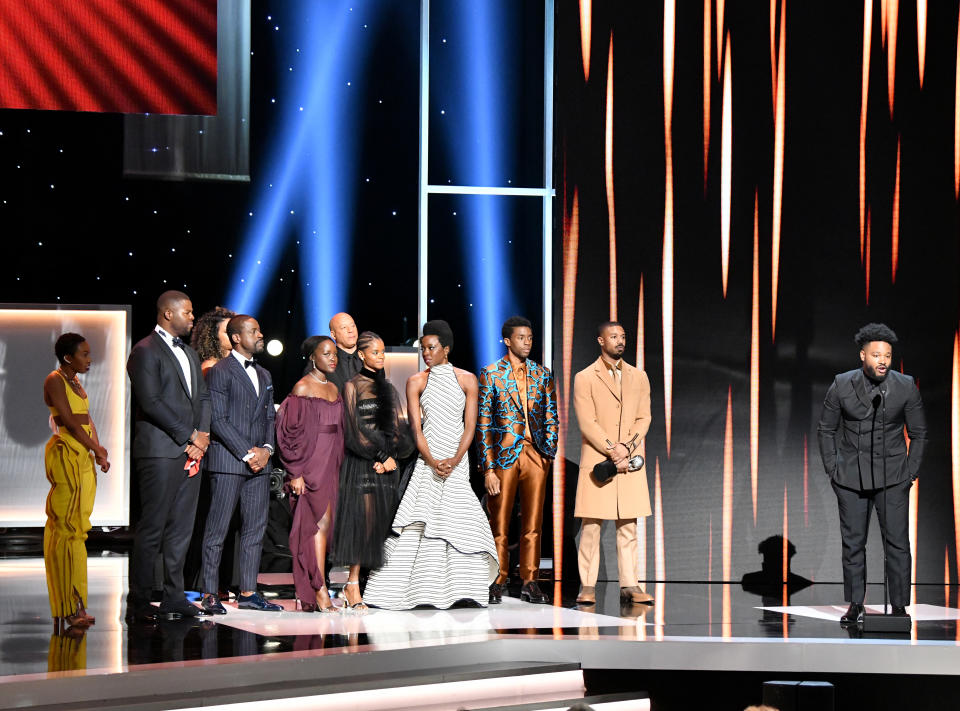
[331,331,413,610]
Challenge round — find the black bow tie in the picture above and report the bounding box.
[171,336,184,348]
[244,359,255,369]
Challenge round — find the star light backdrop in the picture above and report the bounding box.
[0,0,545,525]
[555,0,960,600]
[0,1,422,394]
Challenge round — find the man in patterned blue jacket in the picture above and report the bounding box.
[478,316,558,605]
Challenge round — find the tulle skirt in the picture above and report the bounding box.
[330,453,400,569]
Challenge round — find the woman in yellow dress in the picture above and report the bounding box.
[43,333,110,632]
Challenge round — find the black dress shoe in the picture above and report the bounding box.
[488,582,503,604]
[201,593,227,615]
[891,605,908,616]
[839,602,864,624]
[125,602,158,623]
[237,592,282,612]
[157,600,208,620]
[520,581,550,604]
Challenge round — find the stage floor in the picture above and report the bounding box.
[2,555,960,707]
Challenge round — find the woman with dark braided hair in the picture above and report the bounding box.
[191,306,236,374]
[331,331,413,611]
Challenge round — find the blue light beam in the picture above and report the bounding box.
[453,1,517,368]
[228,1,370,334]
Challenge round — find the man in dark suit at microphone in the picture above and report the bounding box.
[199,315,281,613]
[817,323,927,624]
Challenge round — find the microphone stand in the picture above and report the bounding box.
[862,386,911,633]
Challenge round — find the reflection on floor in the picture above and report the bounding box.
[214,593,640,638]
[759,603,960,622]
[2,554,960,684]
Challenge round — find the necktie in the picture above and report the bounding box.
[171,336,184,348]
[244,360,255,369]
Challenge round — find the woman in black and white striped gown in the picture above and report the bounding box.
[364,321,497,609]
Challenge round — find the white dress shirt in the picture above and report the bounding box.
[232,349,259,396]
[154,324,192,397]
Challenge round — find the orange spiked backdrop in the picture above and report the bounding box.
[555,2,959,586]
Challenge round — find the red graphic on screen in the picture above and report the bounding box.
[0,0,217,115]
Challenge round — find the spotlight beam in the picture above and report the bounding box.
[228,2,357,324]
[450,1,516,368]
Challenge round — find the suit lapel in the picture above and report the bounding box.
[593,357,621,402]
[525,359,537,407]
[152,332,191,398]
[255,365,270,404]
[620,362,634,414]
[852,369,876,411]
[498,358,523,412]
[187,347,200,400]
[229,355,260,399]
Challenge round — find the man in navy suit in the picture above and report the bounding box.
[126,290,212,621]
[817,323,927,623]
[199,315,281,613]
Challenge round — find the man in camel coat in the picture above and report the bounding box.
[573,321,653,605]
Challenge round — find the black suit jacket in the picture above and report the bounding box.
[330,347,363,392]
[817,368,927,490]
[127,331,211,459]
[205,355,276,476]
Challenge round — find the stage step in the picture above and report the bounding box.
[9,661,588,711]
[470,690,651,710]
[169,664,586,711]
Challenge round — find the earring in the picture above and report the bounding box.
[64,359,71,365]
[310,359,316,369]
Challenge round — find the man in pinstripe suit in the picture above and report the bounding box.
[199,315,281,613]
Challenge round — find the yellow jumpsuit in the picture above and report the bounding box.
[44,373,97,619]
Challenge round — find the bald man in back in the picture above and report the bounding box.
[328,312,362,392]
[126,291,211,621]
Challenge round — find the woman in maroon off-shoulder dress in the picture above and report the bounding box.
[276,336,344,611]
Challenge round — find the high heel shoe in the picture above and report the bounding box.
[76,603,95,625]
[63,612,92,629]
[54,617,88,639]
[70,589,95,625]
[315,586,336,613]
[338,581,368,613]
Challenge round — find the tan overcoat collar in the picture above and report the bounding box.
[592,355,631,402]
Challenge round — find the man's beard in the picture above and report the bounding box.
[864,363,888,381]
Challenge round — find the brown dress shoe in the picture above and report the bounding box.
[576,586,596,604]
[620,585,654,604]
[520,581,550,604]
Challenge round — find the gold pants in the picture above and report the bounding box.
[488,442,550,584]
[578,518,639,587]
[43,433,96,618]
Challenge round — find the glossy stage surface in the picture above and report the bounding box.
[2,555,960,708]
